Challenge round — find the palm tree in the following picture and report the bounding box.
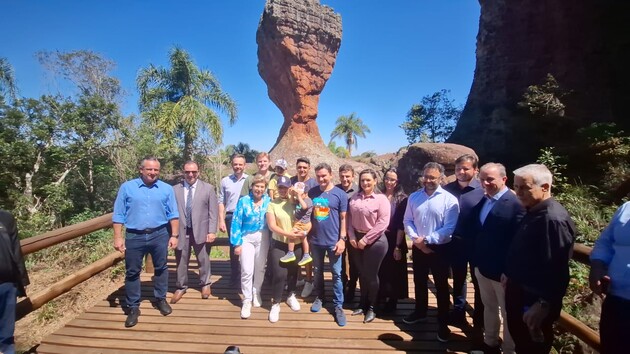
[137,47,237,161]
[329,113,371,157]
[0,57,18,101]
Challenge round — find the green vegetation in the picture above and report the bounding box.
[137,47,238,162]
[400,89,462,144]
[329,112,370,157]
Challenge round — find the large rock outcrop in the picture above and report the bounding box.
[257,0,342,164]
[449,0,630,167]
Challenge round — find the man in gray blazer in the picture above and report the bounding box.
[171,161,219,303]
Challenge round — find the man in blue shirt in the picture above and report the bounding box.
[403,162,459,343]
[308,163,348,327]
[590,201,630,354]
[113,156,179,328]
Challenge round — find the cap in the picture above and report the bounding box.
[275,159,288,170]
[277,176,292,188]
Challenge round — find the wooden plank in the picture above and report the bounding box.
[37,258,477,354]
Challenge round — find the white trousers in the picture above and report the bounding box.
[239,229,269,302]
[475,267,515,354]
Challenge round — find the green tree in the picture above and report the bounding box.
[327,141,349,158]
[137,47,238,161]
[224,142,259,163]
[0,57,18,101]
[400,89,462,143]
[329,113,370,157]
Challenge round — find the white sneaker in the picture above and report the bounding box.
[253,290,262,308]
[301,281,314,298]
[269,303,280,323]
[240,301,252,319]
[286,293,301,312]
[296,279,306,288]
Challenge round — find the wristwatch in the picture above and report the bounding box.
[537,298,549,308]
[340,235,348,241]
[171,234,179,239]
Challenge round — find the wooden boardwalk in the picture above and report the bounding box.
[37,258,478,353]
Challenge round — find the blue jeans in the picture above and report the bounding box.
[0,282,17,354]
[125,227,169,308]
[311,243,343,308]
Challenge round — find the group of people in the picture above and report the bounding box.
[0,148,624,354]
[0,148,598,354]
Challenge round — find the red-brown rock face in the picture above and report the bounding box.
[256,0,342,161]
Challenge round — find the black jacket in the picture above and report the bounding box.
[0,210,30,297]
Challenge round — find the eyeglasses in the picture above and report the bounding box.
[384,177,397,182]
[184,171,199,175]
[422,175,439,181]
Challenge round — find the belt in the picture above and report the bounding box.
[226,211,234,215]
[126,224,167,234]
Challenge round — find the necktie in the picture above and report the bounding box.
[186,186,193,228]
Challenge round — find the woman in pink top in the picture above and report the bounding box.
[347,169,391,323]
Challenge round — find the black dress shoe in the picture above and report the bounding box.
[153,298,172,316]
[351,308,364,316]
[125,307,140,328]
[364,307,376,323]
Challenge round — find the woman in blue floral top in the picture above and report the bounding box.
[230,174,271,319]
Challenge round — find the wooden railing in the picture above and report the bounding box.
[558,244,600,351]
[17,214,600,351]
[16,212,230,320]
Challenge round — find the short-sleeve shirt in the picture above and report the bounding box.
[268,198,302,245]
[294,197,313,224]
[308,186,348,247]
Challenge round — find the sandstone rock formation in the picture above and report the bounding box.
[449,0,630,167]
[256,0,342,164]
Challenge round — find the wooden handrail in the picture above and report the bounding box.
[572,243,592,265]
[16,251,125,320]
[558,310,600,351]
[20,213,113,255]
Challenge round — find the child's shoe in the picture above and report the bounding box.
[297,253,313,266]
[280,251,296,263]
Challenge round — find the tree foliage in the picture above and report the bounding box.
[518,73,567,119]
[137,47,238,161]
[0,57,18,101]
[224,142,259,163]
[327,141,349,158]
[37,50,122,103]
[329,112,370,157]
[400,89,461,144]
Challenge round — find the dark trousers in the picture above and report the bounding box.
[505,279,559,354]
[225,213,241,282]
[174,227,212,289]
[0,282,17,351]
[450,237,484,327]
[269,241,303,302]
[600,294,630,354]
[124,227,170,308]
[412,245,451,330]
[342,239,360,291]
[353,234,388,308]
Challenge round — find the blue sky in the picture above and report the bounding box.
[1,0,480,155]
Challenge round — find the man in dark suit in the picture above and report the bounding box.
[466,163,525,354]
[0,210,29,354]
[171,161,219,303]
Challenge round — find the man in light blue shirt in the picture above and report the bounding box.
[112,156,179,328]
[218,154,249,286]
[590,201,630,354]
[402,162,459,343]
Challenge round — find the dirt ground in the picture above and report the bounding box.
[14,262,124,353]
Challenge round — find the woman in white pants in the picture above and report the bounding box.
[230,174,271,319]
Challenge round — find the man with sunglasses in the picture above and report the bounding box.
[171,161,219,304]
